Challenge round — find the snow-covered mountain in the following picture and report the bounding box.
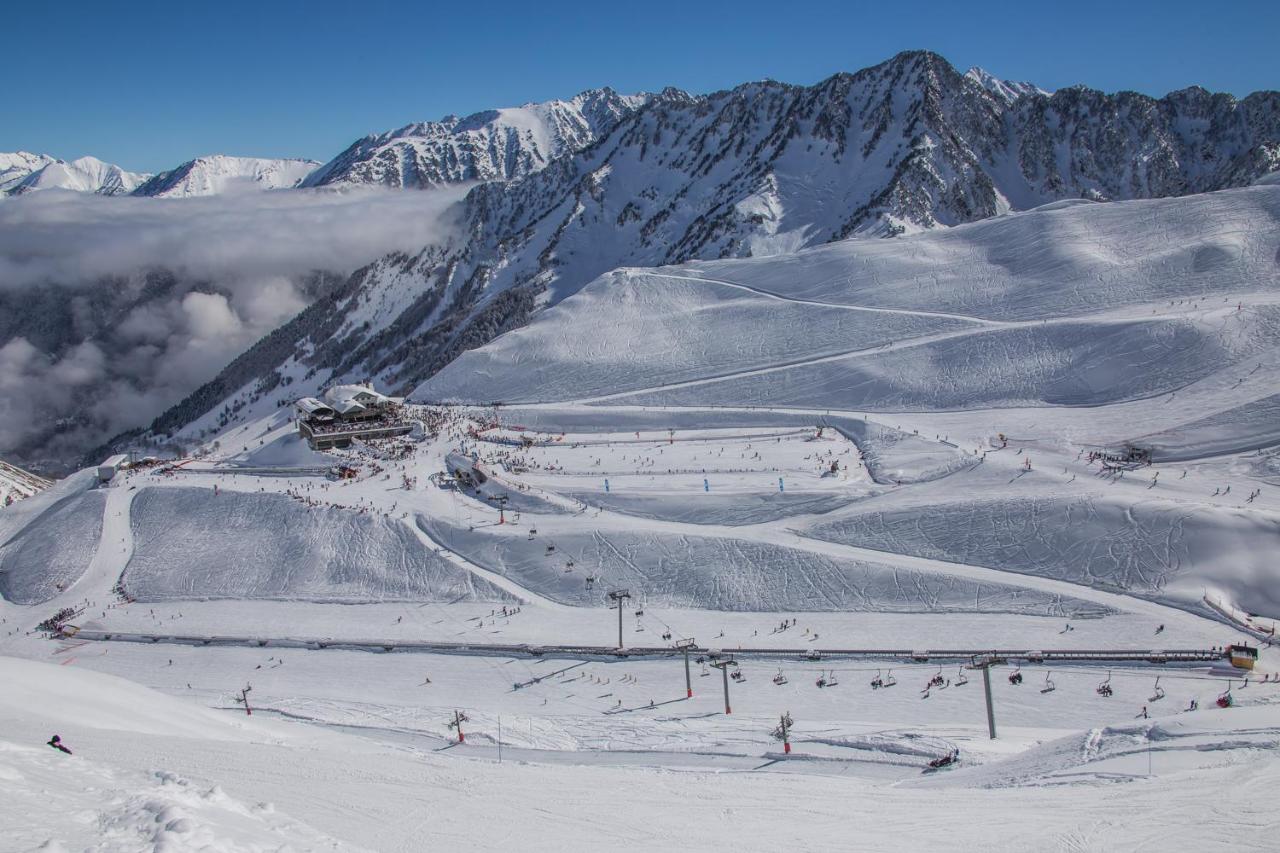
[301,87,655,189]
[0,152,56,194]
[141,51,1280,447]
[132,155,321,197]
[963,66,1048,103]
[2,155,149,196]
[0,459,51,508]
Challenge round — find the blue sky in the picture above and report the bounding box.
[6,0,1277,173]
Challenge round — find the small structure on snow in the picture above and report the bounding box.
[295,383,412,450]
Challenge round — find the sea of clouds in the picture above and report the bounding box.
[0,186,464,472]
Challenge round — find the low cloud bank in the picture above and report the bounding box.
[0,187,464,472]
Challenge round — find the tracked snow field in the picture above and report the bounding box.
[0,485,104,605]
[123,487,514,603]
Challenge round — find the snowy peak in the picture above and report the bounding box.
[3,154,149,196]
[0,151,55,194]
[964,66,1049,102]
[0,458,51,507]
[132,155,321,197]
[302,87,656,189]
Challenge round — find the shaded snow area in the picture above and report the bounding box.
[123,487,512,603]
[419,514,1100,615]
[0,483,103,605]
[806,494,1280,614]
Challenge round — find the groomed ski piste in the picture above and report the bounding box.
[3,185,1280,851]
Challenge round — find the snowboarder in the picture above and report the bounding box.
[47,735,71,755]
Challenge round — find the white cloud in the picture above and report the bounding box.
[0,186,464,471]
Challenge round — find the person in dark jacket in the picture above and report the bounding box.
[47,735,71,754]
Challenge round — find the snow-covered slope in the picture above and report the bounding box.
[0,459,51,508]
[420,184,1280,410]
[132,155,321,197]
[3,154,149,196]
[302,87,653,189]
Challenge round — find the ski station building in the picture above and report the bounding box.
[294,384,412,450]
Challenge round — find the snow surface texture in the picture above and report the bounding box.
[0,475,103,605]
[418,513,1102,615]
[806,495,1279,613]
[123,487,513,603]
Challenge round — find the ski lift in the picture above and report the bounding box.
[700,663,710,677]
[1008,665,1023,685]
[545,544,556,555]
[816,673,827,688]
[1149,676,1165,702]
[1096,671,1113,698]
[955,667,969,687]
[883,669,897,688]
[826,669,839,687]
[731,668,745,682]
[773,669,788,686]
[805,649,821,661]
[634,609,644,617]
[870,669,883,690]
[1040,671,1056,694]
[1217,682,1233,708]
[928,666,945,688]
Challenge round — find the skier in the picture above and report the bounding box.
[47,735,71,755]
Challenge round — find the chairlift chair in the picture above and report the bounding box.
[1150,676,1165,702]
[773,669,788,686]
[1096,671,1113,697]
[826,669,839,687]
[1041,672,1056,694]
[1008,665,1023,685]
[870,669,883,690]
[955,667,969,686]
[883,669,897,688]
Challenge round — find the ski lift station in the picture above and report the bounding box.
[96,453,130,483]
[294,383,413,450]
[1227,643,1258,670]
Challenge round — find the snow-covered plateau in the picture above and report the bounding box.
[3,54,1280,853]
